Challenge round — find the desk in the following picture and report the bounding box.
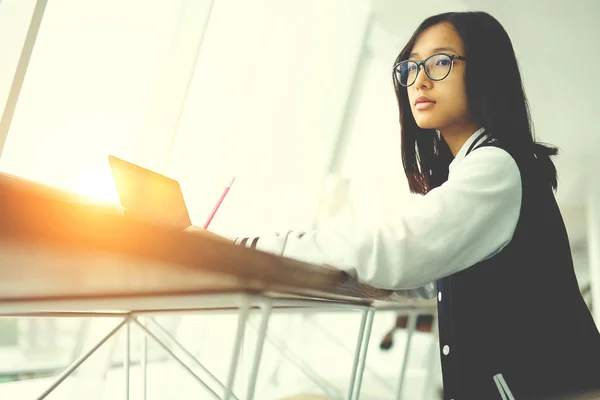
[0,173,435,399]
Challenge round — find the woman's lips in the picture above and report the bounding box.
[415,101,435,110]
[414,96,436,111]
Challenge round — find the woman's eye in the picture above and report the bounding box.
[436,58,450,66]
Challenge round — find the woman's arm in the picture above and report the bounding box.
[232,147,522,292]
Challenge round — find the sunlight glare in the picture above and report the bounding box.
[72,163,120,205]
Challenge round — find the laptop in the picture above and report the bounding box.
[107,155,192,229]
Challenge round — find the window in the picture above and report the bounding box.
[0,0,201,203]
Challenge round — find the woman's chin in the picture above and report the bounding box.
[412,113,440,130]
[415,120,438,130]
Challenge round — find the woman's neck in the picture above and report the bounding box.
[440,123,481,156]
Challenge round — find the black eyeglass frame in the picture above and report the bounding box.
[393,53,467,87]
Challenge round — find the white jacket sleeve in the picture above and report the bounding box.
[235,147,522,295]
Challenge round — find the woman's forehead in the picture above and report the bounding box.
[409,23,464,59]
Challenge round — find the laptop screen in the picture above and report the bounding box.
[108,156,191,229]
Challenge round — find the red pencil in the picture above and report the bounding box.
[203,177,235,229]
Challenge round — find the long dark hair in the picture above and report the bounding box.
[394,11,558,195]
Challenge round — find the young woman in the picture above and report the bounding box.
[191,11,600,399]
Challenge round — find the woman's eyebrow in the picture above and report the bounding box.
[409,47,459,59]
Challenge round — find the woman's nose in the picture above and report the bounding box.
[413,63,432,88]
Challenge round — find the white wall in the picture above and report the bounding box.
[165,0,372,235]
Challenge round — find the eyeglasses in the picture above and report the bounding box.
[393,53,467,87]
